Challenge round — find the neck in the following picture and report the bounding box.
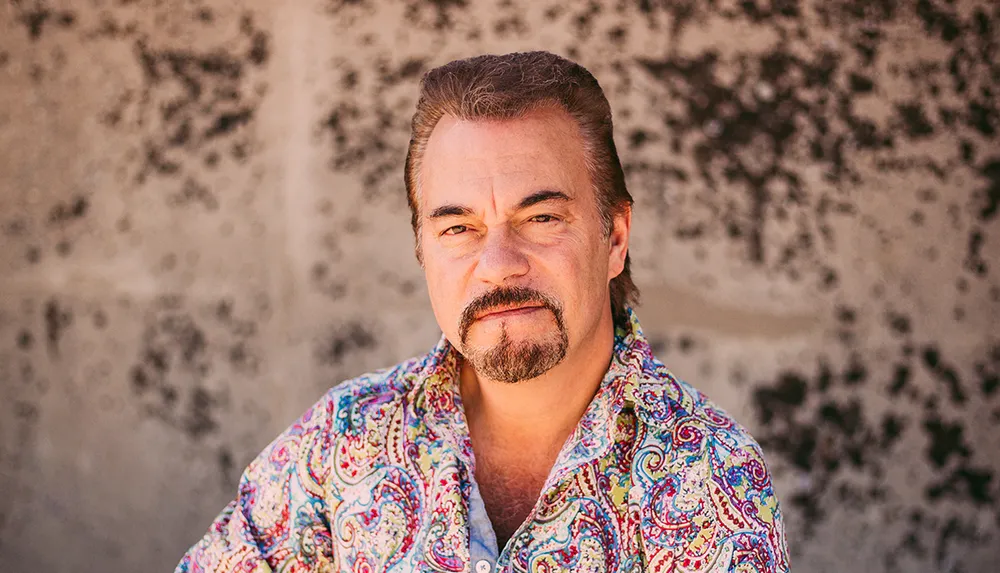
[458,311,616,457]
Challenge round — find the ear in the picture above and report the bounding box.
[607,205,631,280]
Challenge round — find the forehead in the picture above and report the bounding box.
[418,107,591,203]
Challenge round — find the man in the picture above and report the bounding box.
[177,51,789,573]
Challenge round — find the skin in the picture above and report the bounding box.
[417,106,631,548]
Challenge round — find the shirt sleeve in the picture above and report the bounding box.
[175,394,337,573]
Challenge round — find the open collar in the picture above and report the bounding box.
[414,307,678,473]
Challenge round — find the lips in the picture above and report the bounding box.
[476,304,545,321]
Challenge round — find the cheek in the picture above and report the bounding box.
[424,263,451,304]
[423,255,466,318]
[575,239,614,305]
[534,236,608,298]
[572,229,610,272]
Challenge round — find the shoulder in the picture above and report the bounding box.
[630,360,790,572]
[318,355,424,436]
[245,355,425,481]
[631,357,760,453]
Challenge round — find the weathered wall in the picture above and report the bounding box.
[1,1,997,571]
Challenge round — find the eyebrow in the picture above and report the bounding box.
[517,189,572,210]
[428,204,473,219]
[426,190,572,220]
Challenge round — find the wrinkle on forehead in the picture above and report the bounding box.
[419,109,590,222]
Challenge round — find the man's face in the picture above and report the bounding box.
[418,107,629,383]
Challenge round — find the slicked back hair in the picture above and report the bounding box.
[404,51,639,327]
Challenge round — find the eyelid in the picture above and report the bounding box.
[441,224,468,236]
[529,213,559,222]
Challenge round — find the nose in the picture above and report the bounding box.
[471,225,530,286]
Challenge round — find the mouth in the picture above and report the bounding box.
[476,304,545,321]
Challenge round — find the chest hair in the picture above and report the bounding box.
[474,452,552,550]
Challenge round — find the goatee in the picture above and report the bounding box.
[458,286,568,383]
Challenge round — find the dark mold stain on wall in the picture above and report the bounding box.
[127,296,261,441]
[2,1,281,515]
[635,45,861,278]
[90,7,271,209]
[0,302,48,548]
[319,56,427,202]
[42,298,72,356]
[314,321,378,367]
[1,180,96,273]
[0,294,96,548]
[10,1,77,41]
[129,305,219,439]
[751,308,999,570]
[46,195,89,225]
[631,0,996,288]
[326,0,472,32]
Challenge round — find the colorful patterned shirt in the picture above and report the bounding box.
[177,309,789,572]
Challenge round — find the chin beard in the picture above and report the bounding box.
[457,285,569,383]
[463,324,568,383]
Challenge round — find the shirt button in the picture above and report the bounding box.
[475,560,492,573]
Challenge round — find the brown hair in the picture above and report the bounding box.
[404,51,639,327]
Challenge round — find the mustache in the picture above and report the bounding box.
[458,286,563,343]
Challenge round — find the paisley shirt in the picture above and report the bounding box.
[177,309,789,572]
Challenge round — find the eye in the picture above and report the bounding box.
[442,225,468,236]
[529,214,558,223]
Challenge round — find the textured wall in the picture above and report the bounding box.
[1,1,997,572]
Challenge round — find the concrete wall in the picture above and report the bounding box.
[1,1,997,571]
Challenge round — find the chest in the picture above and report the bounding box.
[476,470,543,515]
[327,407,647,571]
[474,459,549,546]
[332,460,645,572]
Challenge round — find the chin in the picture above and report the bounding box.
[464,327,569,384]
